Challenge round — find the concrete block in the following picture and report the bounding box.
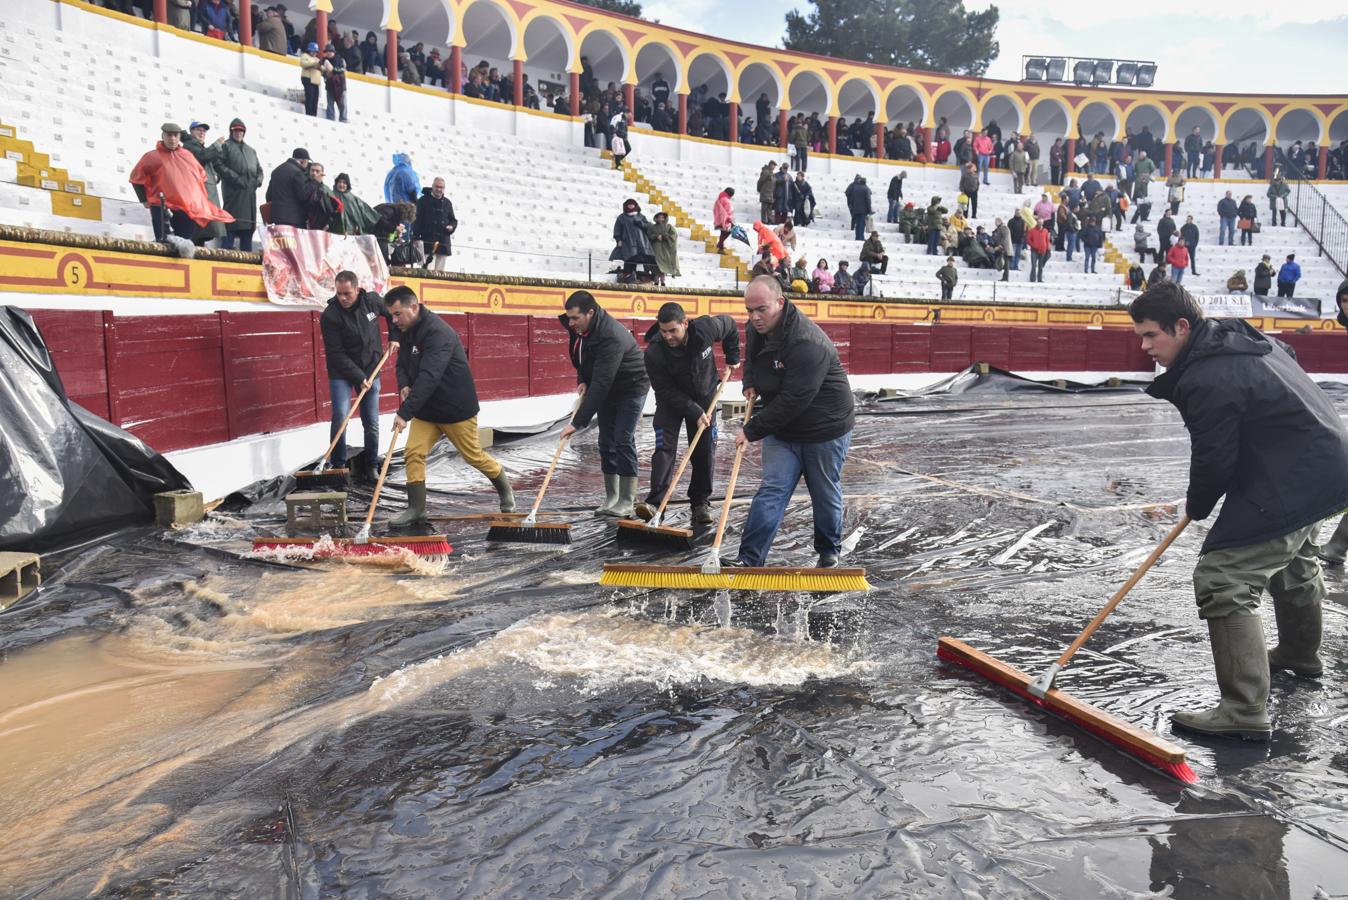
[155,489,204,527]
[286,491,348,537]
[721,400,748,419]
[0,552,40,610]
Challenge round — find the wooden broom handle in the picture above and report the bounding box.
[651,372,733,522]
[362,419,405,531]
[527,397,583,520]
[319,342,395,467]
[710,396,755,554]
[1054,516,1190,667]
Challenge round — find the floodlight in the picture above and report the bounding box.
[1073,60,1094,85]
[1024,57,1047,81]
[1093,60,1113,84]
[1116,62,1137,85]
[1135,64,1157,87]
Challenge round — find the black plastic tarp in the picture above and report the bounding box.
[0,306,190,552]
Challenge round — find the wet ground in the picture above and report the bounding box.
[2,372,1347,898]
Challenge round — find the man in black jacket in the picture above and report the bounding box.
[634,302,740,526]
[413,177,457,272]
[1132,283,1348,741]
[558,290,651,518]
[320,271,392,480]
[730,276,855,568]
[264,148,313,228]
[844,175,871,241]
[384,286,515,525]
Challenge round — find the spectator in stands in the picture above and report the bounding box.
[303,163,341,230]
[1183,127,1202,179]
[1080,216,1103,274]
[648,211,679,286]
[167,0,192,31]
[297,43,323,116]
[215,119,262,251]
[960,229,991,269]
[1128,262,1145,290]
[790,118,809,172]
[257,7,288,55]
[360,31,380,74]
[1166,169,1186,215]
[790,257,810,292]
[320,271,392,484]
[751,249,776,280]
[324,51,348,123]
[898,202,919,245]
[1227,270,1249,293]
[1167,238,1190,283]
[845,176,872,241]
[1148,261,1168,289]
[937,256,958,300]
[789,172,815,227]
[775,221,798,255]
[384,153,420,204]
[414,178,458,272]
[1058,200,1080,262]
[924,196,947,256]
[331,173,378,235]
[1134,150,1156,200]
[833,261,855,295]
[196,0,235,39]
[1214,191,1238,246]
[610,127,629,169]
[1134,222,1156,264]
[399,51,420,86]
[773,163,791,225]
[973,129,993,184]
[1082,173,1102,204]
[757,161,776,223]
[1027,218,1050,283]
[1268,170,1291,227]
[1181,216,1201,276]
[886,172,906,223]
[264,147,314,228]
[812,259,833,293]
[861,231,889,276]
[1277,254,1302,298]
[713,187,735,252]
[129,123,233,254]
[1157,210,1177,256]
[959,163,980,218]
[180,122,227,247]
[1237,195,1258,246]
[1008,209,1026,270]
[1254,254,1274,296]
[1008,142,1029,194]
[611,198,655,284]
[339,33,361,73]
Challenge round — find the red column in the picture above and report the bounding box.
[238,0,252,46]
[513,60,524,107]
[385,29,397,81]
[1163,142,1174,177]
[449,46,461,94]
[315,11,328,50]
[919,126,931,162]
[623,83,635,124]
[153,0,166,23]
[827,116,837,155]
[1064,138,1075,179]
[569,73,580,116]
[1318,145,1329,179]
[875,122,886,160]
[778,110,788,148]
[727,102,738,143]
[677,94,688,135]
[1213,144,1223,179]
[1264,144,1274,178]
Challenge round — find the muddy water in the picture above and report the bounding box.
[2,376,1346,897]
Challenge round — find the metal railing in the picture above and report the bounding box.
[1286,176,1348,278]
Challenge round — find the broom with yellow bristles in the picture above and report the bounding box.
[601,397,870,592]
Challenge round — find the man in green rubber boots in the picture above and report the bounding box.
[1131,282,1348,742]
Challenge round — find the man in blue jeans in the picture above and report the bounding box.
[319,271,393,482]
[730,276,856,568]
[559,290,651,518]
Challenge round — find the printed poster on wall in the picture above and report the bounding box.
[260,225,389,307]
[1119,291,1253,318]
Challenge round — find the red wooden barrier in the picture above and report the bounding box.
[850,322,893,374]
[971,326,1011,370]
[220,312,317,438]
[26,308,111,419]
[529,315,574,396]
[818,322,851,371]
[467,313,530,399]
[1047,328,1088,371]
[931,325,973,372]
[891,325,931,373]
[1008,327,1050,371]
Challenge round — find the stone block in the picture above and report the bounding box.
[155,490,205,527]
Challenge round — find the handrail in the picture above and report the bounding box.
[1283,167,1348,278]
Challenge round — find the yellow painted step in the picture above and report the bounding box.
[50,190,101,220]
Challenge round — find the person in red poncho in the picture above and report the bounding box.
[129,123,233,245]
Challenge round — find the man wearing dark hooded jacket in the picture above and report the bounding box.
[320,271,392,481]
[634,303,741,526]
[729,276,855,568]
[559,291,651,517]
[1131,282,1348,742]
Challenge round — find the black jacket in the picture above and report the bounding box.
[394,310,480,424]
[265,158,314,228]
[1147,318,1348,552]
[1217,197,1239,218]
[560,305,649,428]
[642,315,741,419]
[413,190,457,250]
[1008,215,1026,242]
[845,180,871,216]
[1157,217,1176,248]
[742,299,854,443]
[320,289,390,383]
[1180,222,1200,247]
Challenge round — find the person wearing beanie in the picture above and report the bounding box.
[216,119,262,250]
[324,48,348,123]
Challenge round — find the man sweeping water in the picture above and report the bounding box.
[1131,282,1348,741]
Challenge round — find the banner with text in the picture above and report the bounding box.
[260,225,389,307]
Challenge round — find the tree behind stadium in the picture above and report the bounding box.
[783,0,1000,78]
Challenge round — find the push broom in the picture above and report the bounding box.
[294,343,395,491]
[254,420,453,558]
[937,516,1196,783]
[601,398,870,592]
[484,402,578,545]
[614,372,733,550]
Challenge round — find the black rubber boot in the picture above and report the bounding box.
[1268,597,1323,678]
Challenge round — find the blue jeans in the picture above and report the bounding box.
[1219,216,1236,245]
[927,228,940,255]
[887,199,899,223]
[737,431,851,566]
[977,153,990,183]
[851,213,866,241]
[1064,231,1079,261]
[1171,265,1185,282]
[329,376,380,468]
[596,391,644,476]
[220,229,253,251]
[1011,240,1024,269]
[1083,246,1097,273]
[325,93,348,123]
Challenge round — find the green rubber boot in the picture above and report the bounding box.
[490,471,516,513]
[1171,614,1271,742]
[1268,597,1324,678]
[604,475,638,518]
[593,474,621,517]
[389,481,429,528]
[1317,516,1348,564]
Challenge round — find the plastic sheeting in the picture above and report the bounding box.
[0,306,190,552]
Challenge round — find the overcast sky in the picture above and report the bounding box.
[641,0,1348,96]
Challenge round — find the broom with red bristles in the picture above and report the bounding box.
[253,420,453,558]
[937,516,1197,784]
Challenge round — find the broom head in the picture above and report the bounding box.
[293,468,350,491]
[484,519,572,544]
[251,534,452,557]
[599,563,869,592]
[936,636,1198,784]
[614,518,695,551]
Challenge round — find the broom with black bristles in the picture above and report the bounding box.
[614,372,732,550]
[484,401,579,545]
[294,342,395,491]
[601,397,870,592]
[937,516,1198,783]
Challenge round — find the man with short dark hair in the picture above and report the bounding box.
[265,148,314,228]
[845,175,871,241]
[1217,190,1239,246]
[1277,253,1301,298]
[559,291,651,517]
[384,286,515,525]
[728,276,855,568]
[1131,282,1348,741]
[634,302,741,525]
[320,271,392,481]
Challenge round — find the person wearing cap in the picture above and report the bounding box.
[299,42,323,116]
[1253,254,1274,296]
[324,47,348,123]
[216,119,263,251]
[647,211,679,286]
[128,124,233,248]
[265,148,315,228]
[256,6,288,56]
[181,122,228,246]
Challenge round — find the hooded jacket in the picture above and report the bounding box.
[713,191,734,229]
[642,315,741,419]
[845,179,871,216]
[129,141,234,226]
[264,157,314,228]
[742,299,854,444]
[560,305,650,428]
[394,308,480,424]
[1146,317,1348,552]
[610,210,653,262]
[320,289,391,383]
[384,153,420,204]
[215,123,263,227]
